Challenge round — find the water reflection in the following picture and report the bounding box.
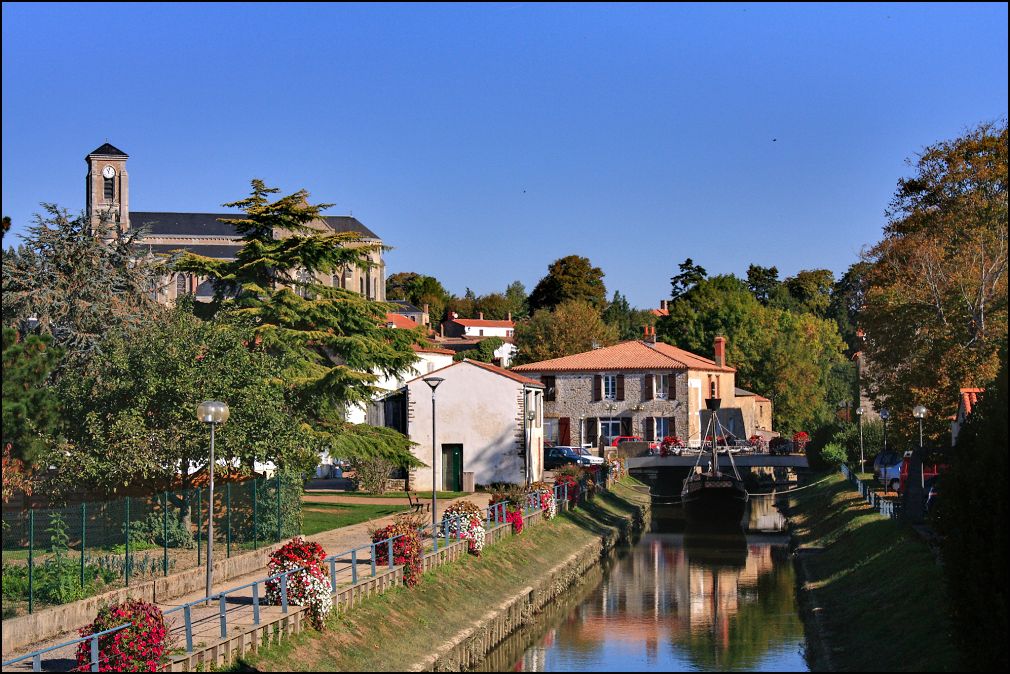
[487,497,806,672]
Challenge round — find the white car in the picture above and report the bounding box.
[575,447,605,466]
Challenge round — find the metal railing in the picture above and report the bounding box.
[2,483,576,672]
[840,465,901,519]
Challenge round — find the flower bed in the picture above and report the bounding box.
[441,501,486,555]
[264,537,332,630]
[372,517,423,587]
[76,599,167,672]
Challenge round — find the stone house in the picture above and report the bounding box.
[379,360,545,491]
[512,331,773,448]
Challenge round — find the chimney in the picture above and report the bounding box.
[440,324,445,338]
[643,325,657,344]
[660,300,668,311]
[422,303,430,326]
[714,336,726,367]
[478,312,484,320]
[507,311,512,322]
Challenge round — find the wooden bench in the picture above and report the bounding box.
[406,491,430,513]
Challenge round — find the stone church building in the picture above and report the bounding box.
[84,143,386,304]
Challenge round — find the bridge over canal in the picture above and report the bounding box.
[625,453,809,470]
[620,448,809,496]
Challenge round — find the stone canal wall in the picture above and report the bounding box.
[413,486,651,671]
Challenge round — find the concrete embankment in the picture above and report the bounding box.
[235,479,652,672]
[781,472,959,672]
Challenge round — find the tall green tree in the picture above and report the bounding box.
[602,290,655,340]
[528,255,607,312]
[860,121,1008,444]
[657,275,851,434]
[2,328,62,465]
[503,280,529,320]
[386,272,451,322]
[746,264,781,305]
[670,258,708,302]
[514,301,618,364]
[780,269,835,317]
[51,305,317,495]
[2,205,166,366]
[828,261,871,356]
[175,181,422,466]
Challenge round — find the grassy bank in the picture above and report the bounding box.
[786,472,958,672]
[233,478,650,672]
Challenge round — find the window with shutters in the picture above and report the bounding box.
[600,419,621,445]
[603,374,617,400]
[656,417,670,439]
[542,376,556,402]
[104,177,115,202]
[656,374,669,399]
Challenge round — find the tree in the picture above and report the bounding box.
[828,261,871,356]
[656,275,851,434]
[528,255,607,312]
[386,272,451,322]
[2,205,167,366]
[50,305,317,496]
[602,290,655,340]
[938,345,1007,670]
[452,337,504,363]
[781,269,835,317]
[860,121,1008,444]
[175,181,423,467]
[670,258,707,302]
[503,280,529,320]
[514,301,618,364]
[746,264,780,305]
[2,328,62,465]
[473,293,511,320]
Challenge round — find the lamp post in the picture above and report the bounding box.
[879,408,890,454]
[423,377,444,533]
[197,400,229,604]
[913,405,928,490]
[856,406,865,473]
[526,405,536,487]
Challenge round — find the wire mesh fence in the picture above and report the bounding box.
[1,473,302,618]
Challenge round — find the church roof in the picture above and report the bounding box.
[87,143,128,158]
[130,212,379,239]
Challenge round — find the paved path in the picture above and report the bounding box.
[4,492,491,672]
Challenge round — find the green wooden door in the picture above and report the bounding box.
[441,444,463,491]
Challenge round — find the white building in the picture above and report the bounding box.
[381,360,545,491]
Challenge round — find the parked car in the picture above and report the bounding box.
[873,451,903,491]
[544,446,591,470]
[575,447,605,466]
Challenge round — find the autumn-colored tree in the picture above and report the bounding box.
[860,121,1008,444]
[528,255,607,312]
[514,301,618,364]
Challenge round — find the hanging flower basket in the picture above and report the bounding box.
[442,501,487,555]
[371,521,423,587]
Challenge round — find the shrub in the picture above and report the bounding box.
[128,511,194,549]
[372,516,423,587]
[818,442,847,467]
[352,457,394,494]
[76,599,168,672]
[264,537,332,629]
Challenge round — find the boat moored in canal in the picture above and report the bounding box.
[681,397,749,522]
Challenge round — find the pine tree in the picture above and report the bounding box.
[175,181,422,466]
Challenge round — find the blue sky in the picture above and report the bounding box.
[2,3,1006,308]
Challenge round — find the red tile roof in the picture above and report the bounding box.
[411,344,456,356]
[512,340,735,373]
[385,312,420,329]
[649,308,669,317]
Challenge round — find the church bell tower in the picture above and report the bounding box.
[85,143,129,231]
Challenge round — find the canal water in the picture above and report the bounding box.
[477,497,808,672]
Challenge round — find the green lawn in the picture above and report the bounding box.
[300,503,408,536]
[303,491,466,500]
[788,472,959,671]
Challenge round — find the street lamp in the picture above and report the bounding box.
[197,400,229,603]
[856,406,865,473]
[423,377,444,534]
[913,405,928,490]
[879,408,890,454]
